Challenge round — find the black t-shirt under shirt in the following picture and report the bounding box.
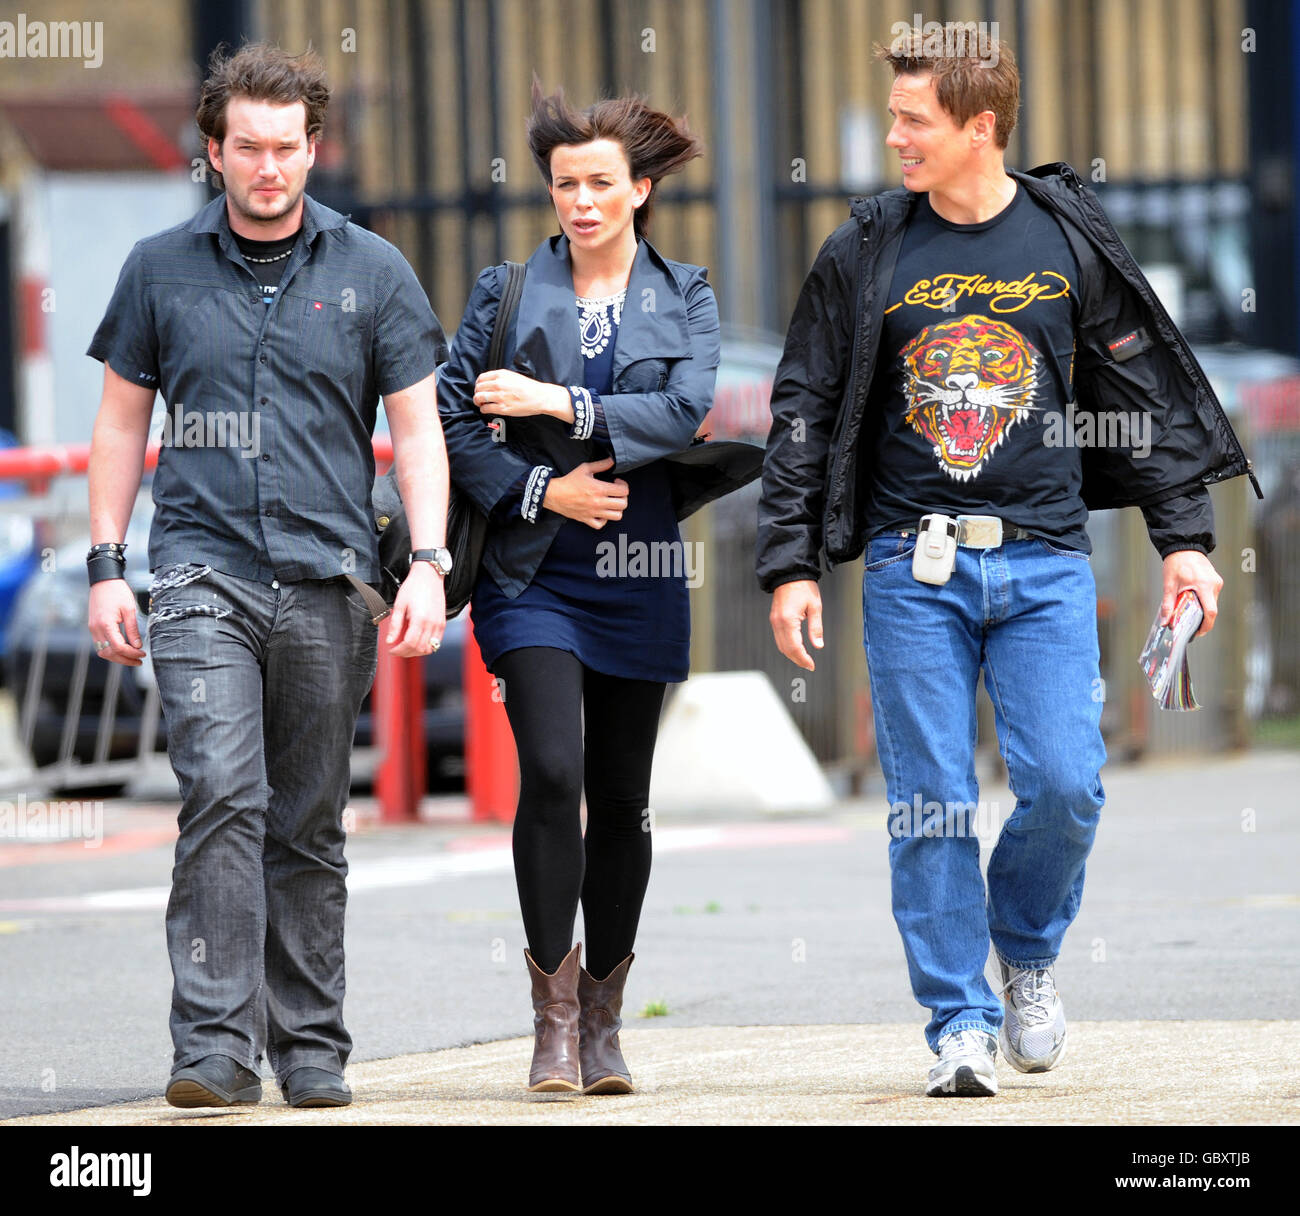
[862,184,1092,552]
[232,228,300,301]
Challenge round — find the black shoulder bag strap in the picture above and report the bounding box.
[490,260,526,370]
[348,260,526,624]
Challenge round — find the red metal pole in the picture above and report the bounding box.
[373,631,426,822]
[0,436,392,481]
[463,607,519,822]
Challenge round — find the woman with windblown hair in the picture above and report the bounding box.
[438,84,721,1093]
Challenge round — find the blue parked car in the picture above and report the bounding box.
[0,428,42,676]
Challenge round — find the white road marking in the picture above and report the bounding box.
[0,822,851,913]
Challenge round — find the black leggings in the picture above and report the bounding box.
[492,647,666,978]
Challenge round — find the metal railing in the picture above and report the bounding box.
[0,437,435,817]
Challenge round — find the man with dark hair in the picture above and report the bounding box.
[758,27,1256,1096]
[86,43,451,1109]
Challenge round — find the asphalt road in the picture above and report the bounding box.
[0,751,1296,1119]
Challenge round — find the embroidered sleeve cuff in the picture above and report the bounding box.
[568,386,596,440]
[521,466,553,524]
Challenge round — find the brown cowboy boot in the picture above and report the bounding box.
[524,944,582,1092]
[578,953,635,1094]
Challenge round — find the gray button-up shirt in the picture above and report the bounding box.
[88,193,447,583]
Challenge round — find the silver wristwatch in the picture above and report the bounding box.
[409,547,453,576]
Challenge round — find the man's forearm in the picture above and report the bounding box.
[385,374,450,551]
[88,404,152,547]
[394,427,450,550]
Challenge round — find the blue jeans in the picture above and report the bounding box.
[862,533,1106,1052]
[148,564,378,1081]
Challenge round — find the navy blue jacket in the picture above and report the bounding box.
[439,234,721,597]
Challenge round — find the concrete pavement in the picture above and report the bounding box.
[4,1020,1296,1125]
[2,750,1298,1126]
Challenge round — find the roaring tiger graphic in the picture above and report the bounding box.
[898,315,1041,482]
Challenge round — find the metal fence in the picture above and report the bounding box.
[8,578,165,797]
[0,454,409,801]
[252,0,1253,338]
[0,474,161,796]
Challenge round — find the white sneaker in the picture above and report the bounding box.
[926,1028,998,1097]
[999,961,1067,1073]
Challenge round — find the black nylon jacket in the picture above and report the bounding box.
[756,162,1261,593]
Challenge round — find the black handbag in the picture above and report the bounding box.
[353,261,526,622]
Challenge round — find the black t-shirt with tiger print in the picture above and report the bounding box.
[862,183,1092,552]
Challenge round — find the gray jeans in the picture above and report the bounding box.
[148,564,378,1081]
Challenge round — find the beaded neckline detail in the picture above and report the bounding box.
[578,289,625,360]
[575,289,628,307]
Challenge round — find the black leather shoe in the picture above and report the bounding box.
[166,1054,262,1108]
[281,1066,352,1108]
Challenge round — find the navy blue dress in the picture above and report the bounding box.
[470,291,691,683]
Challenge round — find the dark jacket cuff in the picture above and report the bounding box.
[491,474,526,521]
[1141,488,1215,558]
[761,569,823,594]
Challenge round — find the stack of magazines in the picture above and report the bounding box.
[1138,589,1204,711]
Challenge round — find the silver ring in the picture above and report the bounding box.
[95,640,111,651]
[430,639,440,652]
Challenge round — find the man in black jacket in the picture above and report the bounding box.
[757,28,1254,1097]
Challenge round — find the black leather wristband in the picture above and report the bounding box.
[87,541,127,560]
[87,554,128,586]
